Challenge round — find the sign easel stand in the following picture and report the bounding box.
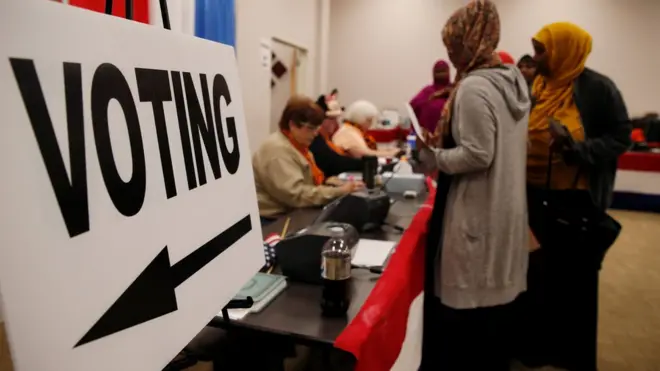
[104,0,170,28]
[220,297,254,321]
[101,0,254,368]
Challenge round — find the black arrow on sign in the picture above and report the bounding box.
[74,215,252,348]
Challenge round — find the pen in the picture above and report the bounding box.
[280,216,291,238]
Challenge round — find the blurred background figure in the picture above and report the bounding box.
[517,54,537,87]
[310,95,364,177]
[497,50,515,64]
[252,95,363,225]
[327,88,339,103]
[325,88,343,111]
[409,60,453,134]
[333,100,402,158]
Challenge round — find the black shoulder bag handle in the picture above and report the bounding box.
[545,149,582,191]
[542,146,621,270]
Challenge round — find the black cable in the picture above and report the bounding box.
[104,0,112,15]
[125,0,133,20]
[159,0,171,30]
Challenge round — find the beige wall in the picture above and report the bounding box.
[328,0,660,116]
[236,0,325,151]
[150,0,326,151]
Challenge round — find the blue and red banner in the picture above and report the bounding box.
[68,0,150,24]
[61,0,236,47]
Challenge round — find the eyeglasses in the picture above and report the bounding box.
[300,123,320,132]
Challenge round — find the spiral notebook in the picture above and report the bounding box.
[234,272,285,302]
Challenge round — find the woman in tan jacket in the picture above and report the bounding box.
[253,96,363,224]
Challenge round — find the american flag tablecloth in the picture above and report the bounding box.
[613,151,660,213]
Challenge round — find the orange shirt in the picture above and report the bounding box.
[318,126,346,155]
[345,121,378,150]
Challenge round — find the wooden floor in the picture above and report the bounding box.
[596,210,660,371]
[1,210,659,371]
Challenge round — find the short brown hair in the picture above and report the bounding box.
[278,95,325,131]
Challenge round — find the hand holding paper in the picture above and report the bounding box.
[406,102,444,150]
[406,103,431,147]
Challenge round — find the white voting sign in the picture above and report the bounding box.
[0,1,265,370]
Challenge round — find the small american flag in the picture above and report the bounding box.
[262,233,281,269]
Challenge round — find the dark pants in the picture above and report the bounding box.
[212,331,294,371]
[433,298,515,371]
[422,168,516,370]
[515,186,600,371]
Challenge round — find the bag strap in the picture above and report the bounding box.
[545,147,582,191]
[545,149,553,190]
[571,165,582,189]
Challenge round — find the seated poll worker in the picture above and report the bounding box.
[309,95,364,177]
[332,100,402,159]
[252,95,364,224]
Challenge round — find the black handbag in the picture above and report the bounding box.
[538,152,622,270]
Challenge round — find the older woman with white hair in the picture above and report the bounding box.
[332,100,402,158]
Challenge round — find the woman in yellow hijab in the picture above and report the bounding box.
[527,22,593,189]
[519,22,632,371]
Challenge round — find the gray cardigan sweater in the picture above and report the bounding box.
[421,66,531,309]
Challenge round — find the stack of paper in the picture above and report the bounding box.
[352,239,396,267]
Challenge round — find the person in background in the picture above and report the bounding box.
[517,54,537,87]
[409,60,453,133]
[328,88,339,103]
[418,1,530,369]
[640,112,660,145]
[497,50,515,64]
[518,22,631,371]
[332,100,402,158]
[310,95,364,177]
[323,88,343,112]
[252,95,363,225]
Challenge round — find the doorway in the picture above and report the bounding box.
[270,38,309,133]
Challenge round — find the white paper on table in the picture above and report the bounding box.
[226,308,249,320]
[352,239,396,267]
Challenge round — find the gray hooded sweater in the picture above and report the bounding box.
[422,65,531,309]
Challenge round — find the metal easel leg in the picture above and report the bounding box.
[159,0,171,30]
[125,0,133,20]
